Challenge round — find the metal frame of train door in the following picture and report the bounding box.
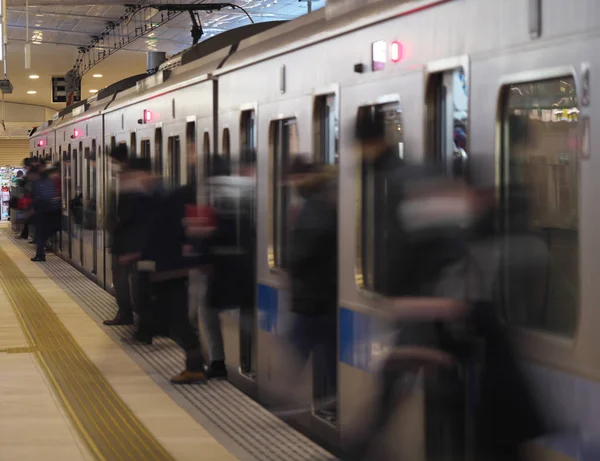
[423,54,475,461]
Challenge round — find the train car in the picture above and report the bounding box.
[28,0,600,459]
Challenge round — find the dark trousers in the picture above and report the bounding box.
[112,260,136,319]
[20,214,32,238]
[145,277,204,371]
[287,313,337,401]
[34,211,60,257]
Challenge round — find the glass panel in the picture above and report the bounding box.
[154,129,163,174]
[358,102,404,294]
[316,94,339,165]
[167,136,181,187]
[186,123,196,185]
[241,111,256,152]
[272,118,298,269]
[502,77,579,336]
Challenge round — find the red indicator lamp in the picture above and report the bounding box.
[37,139,46,147]
[73,129,81,138]
[390,41,403,63]
[144,109,152,123]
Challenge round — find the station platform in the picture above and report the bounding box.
[0,223,336,461]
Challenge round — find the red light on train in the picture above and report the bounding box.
[73,129,81,138]
[390,41,403,62]
[144,110,152,123]
[37,139,46,147]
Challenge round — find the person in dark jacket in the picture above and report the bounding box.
[283,162,339,418]
[103,149,148,326]
[138,182,207,384]
[31,167,61,261]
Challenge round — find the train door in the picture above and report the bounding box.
[312,90,339,429]
[62,145,72,258]
[82,145,92,273]
[425,63,469,179]
[91,140,98,276]
[71,142,83,266]
[104,136,117,290]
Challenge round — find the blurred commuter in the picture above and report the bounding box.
[277,160,339,418]
[186,150,257,379]
[19,158,34,240]
[139,175,207,384]
[103,145,138,326]
[31,165,61,262]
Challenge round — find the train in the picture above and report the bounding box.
[29,0,599,459]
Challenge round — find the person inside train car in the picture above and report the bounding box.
[103,145,140,326]
[349,109,547,461]
[271,159,339,419]
[137,165,208,385]
[185,149,257,380]
[30,165,61,262]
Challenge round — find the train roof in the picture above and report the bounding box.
[37,0,444,134]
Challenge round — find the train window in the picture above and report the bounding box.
[85,147,91,200]
[140,139,151,160]
[357,102,404,294]
[203,132,211,177]
[110,136,116,154]
[154,128,163,175]
[314,94,339,165]
[130,132,137,156]
[186,122,196,185]
[222,128,231,160]
[167,136,181,187]
[500,77,579,337]
[240,110,256,152]
[270,118,299,269]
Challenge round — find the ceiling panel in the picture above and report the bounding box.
[1,0,315,110]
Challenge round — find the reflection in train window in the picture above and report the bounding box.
[240,110,256,153]
[85,147,91,200]
[140,139,151,160]
[154,128,163,174]
[130,132,137,156]
[222,128,231,161]
[270,118,299,269]
[357,102,404,294]
[167,136,181,187]
[314,94,338,165]
[186,122,196,185]
[501,77,579,337]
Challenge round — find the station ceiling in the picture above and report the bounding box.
[3,0,319,111]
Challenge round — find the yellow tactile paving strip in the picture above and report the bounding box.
[0,246,176,461]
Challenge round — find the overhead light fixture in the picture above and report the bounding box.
[27,90,37,94]
[92,74,103,78]
[29,74,39,79]
[89,89,98,93]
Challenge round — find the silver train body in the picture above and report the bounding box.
[30,0,600,459]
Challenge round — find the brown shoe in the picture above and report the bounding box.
[170,370,207,385]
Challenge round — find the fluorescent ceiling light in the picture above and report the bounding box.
[89,89,98,93]
[27,90,37,95]
[29,74,39,79]
[92,74,103,78]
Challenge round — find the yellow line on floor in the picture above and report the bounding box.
[0,246,176,461]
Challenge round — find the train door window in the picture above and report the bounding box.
[222,128,231,161]
[85,147,91,200]
[130,132,137,156]
[167,136,181,187]
[357,102,404,294]
[270,118,299,269]
[140,139,151,160]
[500,77,579,337]
[203,132,211,177]
[110,136,116,154]
[154,128,163,175]
[240,110,256,152]
[314,94,339,165]
[426,68,468,179]
[186,122,196,185]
